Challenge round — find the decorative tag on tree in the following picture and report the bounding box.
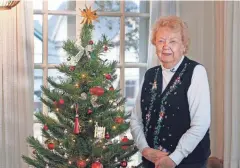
[94,122,106,139]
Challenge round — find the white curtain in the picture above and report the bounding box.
[147,1,177,69]
[0,1,33,168]
[172,1,240,167]
[223,1,240,167]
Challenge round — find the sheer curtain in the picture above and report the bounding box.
[147,1,178,69]
[131,1,178,165]
[223,1,240,167]
[0,1,33,168]
[169,1,240,167]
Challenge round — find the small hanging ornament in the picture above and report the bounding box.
[121,136,129,150]
[74,114,80,134]
[105,74,111,80]
[104,46,108,51]
[114,157,118,163]
[45,164,49,168]
[152,80,157,90]
[88,108,93,114]
[80,92,88,100]
[105,132,110,139]
[112,125,117,130]
[47,141,55,150]
[59,99,65,105]
[75,83,80,88]
[91,101,101,108]
[120,159,128,167]
[91,160,103,168]
[91,95,98,102]
[74,104,80,134]
[67,57,71,61]
[89,86,105,96]
[109,86,114,91]
[115,116,124,124]
[69,66,76,71]
[94,122,106,139]
[89,40,94,45]
[43,124,48,131]
[32,150,37,155]
[90,95,102,108]
[81,73,87,79]
[77,159,87,168]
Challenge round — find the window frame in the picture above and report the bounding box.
[33,0,150,118]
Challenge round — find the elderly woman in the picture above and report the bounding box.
[130,16,211,168]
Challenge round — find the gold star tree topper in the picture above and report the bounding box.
[80,6,98,25]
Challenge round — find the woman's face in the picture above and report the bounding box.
[155,27,185,68]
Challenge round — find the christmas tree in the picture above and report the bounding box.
[23,6,138,168]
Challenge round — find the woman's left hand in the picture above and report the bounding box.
[155,156,176,168]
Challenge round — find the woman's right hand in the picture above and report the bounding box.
[142,147,169,163]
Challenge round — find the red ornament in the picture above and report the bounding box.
[89,40,94,45]
[89,86,104,96]
[120,160,128,167]
[59,99,64,105]
[105,74,111,80]
[105,132,110,139]
[32,150,37,155]
[109,86,114,91]
[48,142,55,150]
[88,108,93,114]
[115,117,124,124]
[43,124,48,131]
[69,66,76,71]
[77,160,87,168]
[91,161,103,168]
[104,46,108,51]
[121,136,129,150]
[74,114,80,134]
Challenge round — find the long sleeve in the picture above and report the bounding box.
[169,65,211,165]
[130,80,149,153]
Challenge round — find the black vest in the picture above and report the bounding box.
[141,57,210,166]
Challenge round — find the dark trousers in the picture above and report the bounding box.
[142,159,207,168]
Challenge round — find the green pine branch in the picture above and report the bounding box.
[80,24,94,47]
[22,155,45,168]
[62,39,80,57]
[48,77,77,95]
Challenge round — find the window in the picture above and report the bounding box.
[33,0,150,164]
[125,80,136,98]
